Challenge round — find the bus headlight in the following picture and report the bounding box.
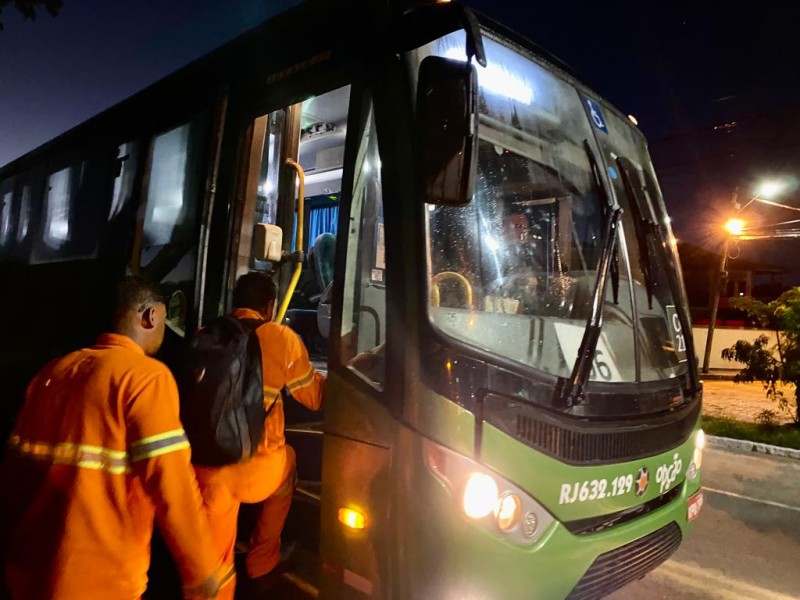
[693,429,705,469]
[425,439,554,546]
[495,493,522,532]
[463,472,499,519]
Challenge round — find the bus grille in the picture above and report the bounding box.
[564,485,682,535]
[504,401,700,464]
[567,522,682,600]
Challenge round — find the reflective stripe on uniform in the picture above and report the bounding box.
[219,566,237,589]
[7,435,130,475]
[287,367,316,393]
[263,385,282,406]
[129,428,190,462]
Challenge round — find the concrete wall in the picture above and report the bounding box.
[692,326,776,370]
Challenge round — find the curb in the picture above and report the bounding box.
[707,435,800,460]
[698,373,737,381]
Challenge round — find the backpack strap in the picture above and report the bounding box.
[238,317,276,417]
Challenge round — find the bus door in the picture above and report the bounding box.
[231,83,396,597]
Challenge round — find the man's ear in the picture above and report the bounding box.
[141,307,156,330]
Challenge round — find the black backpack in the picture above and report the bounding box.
[178,316,273,466]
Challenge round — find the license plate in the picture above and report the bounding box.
[687,491,704,521]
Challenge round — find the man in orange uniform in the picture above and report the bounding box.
[1,277,227,599]
[194,272,324,598]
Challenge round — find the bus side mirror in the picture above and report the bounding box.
[254,223,283,262]
[416,56,478,206]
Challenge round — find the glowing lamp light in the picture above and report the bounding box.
[495,493,522,532]
[757,180,785,199]
[463,472,498,519]
[627,114,639,126]
[694,429,705,469]
[338,507,366,530]
[724,218,745,236]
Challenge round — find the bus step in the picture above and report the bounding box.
[284,421,324,436]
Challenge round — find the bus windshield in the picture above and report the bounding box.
[413,32,688,384]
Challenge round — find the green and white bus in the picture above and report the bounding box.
[0,1,704,597]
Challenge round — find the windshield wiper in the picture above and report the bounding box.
[616,157,657,309]
[617,158,701,395]
[563,205,622,407]
[584,140,619,303]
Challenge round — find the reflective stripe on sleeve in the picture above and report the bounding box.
[287,367,316,393]
[7,435,130,474]
[129,428,190,462]
[263,385,282,407]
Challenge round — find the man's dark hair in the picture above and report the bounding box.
[113,276,165,323]
[233,273,278,311]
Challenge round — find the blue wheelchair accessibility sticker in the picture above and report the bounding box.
[584,97,608,133]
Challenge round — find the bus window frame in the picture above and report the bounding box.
[30,145,114,265]
[0,177,15,258]
[11,167,44,264]
[128,108,216,338]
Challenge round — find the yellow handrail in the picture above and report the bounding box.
[431,271,473,308]
[275,159,305,323]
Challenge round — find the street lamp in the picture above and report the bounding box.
[702,217,740,373]
[702,181,791,373]
[757,181,785,200]
[724,218,746,236]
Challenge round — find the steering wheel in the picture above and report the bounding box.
[431,271,473,308]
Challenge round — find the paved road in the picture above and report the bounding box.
[610,446,800,600]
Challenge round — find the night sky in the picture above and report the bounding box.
[2,0,800,247]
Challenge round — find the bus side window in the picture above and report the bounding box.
[340,105,386,388]
[0,179,13,259]
[16,183,32,247]
[135,116,208,336]
[108,141,140,222]
[31,152,108,264]
[10,170,41,263]
[40,166,74,254]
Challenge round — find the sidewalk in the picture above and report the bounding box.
[701,379,795,425]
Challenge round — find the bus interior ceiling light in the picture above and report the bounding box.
[443,48,533,105]
[304,168,343,185]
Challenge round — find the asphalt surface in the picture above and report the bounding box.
[611,446,800,600]
[257,446,800,599]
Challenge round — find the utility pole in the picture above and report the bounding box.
[702,188,738,374]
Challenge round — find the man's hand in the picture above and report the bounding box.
[183,573,220,599]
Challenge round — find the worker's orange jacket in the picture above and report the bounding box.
[1,333,222,600]
[234,308,325,453]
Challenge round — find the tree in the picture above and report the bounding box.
[0,0,61,30]
[721,288,800,424]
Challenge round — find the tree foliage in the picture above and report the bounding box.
[0,0,61,30]
[722,288,800,423]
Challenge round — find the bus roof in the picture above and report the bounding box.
[0,0,642,175]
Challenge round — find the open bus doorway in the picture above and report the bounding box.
[231,84,356,594]
[236,85,352,368]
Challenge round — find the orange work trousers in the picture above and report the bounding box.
[194,445,296,600]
